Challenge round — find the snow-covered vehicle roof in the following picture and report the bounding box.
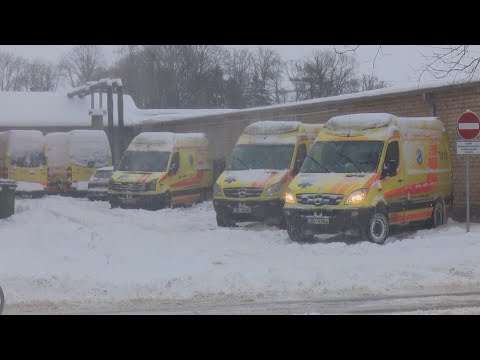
[67,130,111,167]
[244,121,302,135]
[96,166,114,172]
[324,113,445,138]
[128,132,208,152]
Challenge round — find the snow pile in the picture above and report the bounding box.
[15,181,44,192]
[68,130,111,167]
[244,121,301,135]
[1,197,480,307]
[325,113,396,131]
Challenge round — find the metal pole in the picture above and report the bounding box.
[107,86,114,164]
[467,155,470,233]
[117,85,124,158]
[91,92,94,109]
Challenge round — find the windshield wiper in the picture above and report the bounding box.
[264,150,278,170]
[304,154,330,173]
[335,151,362,173]
[229,155,251,170]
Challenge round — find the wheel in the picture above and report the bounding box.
[109,200,119,209]
[287,219,314,243]
[266,216,287,229]
[199,189,208,203]
[362,213,389,244]
[216,213,236,227]
[0,285,5,315]
[164,192,173,209]
[426,200,445,229]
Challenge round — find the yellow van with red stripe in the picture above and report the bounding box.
[284,113,453,244]
[213,121,323,227]
[108,132,213,210]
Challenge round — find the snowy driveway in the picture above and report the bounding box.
[1,196,480,313]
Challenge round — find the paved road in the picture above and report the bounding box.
[5,290,480,315]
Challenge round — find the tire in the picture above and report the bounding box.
[216,213,236,227]
[426,200,445,229]
[266,216,287,229]
[110,200,119,209]
[287,220,314,243]
[199,189,208,203]
[0,285,5,315]
[362,213,389,244]
[164,192,173,209]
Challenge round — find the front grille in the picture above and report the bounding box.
[88,183,107,189]
[224,187,263,198]
[296,193,344,206]
[110,182,147,192]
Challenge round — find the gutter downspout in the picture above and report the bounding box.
[422,92,437,116]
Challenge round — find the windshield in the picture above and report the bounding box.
[118,151,170,172]
[226,144,295,170]
[301,141,384,174]
[93,170,113,179]
[10,151,46,168]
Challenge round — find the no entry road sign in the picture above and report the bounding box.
[457,111,480,140]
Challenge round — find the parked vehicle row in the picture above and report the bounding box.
[0,129,112,197]
[3,112,454,245]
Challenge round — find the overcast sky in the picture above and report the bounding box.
[0,45,472,88]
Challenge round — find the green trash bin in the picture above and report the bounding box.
[0,179,16,219]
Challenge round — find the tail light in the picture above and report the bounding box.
[67,167,72,181]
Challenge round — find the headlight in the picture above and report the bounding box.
[213,183,222,196]
[345,189,368,205]
[265,182,283,196]
[284,188,295,204]
[146,180,157,191]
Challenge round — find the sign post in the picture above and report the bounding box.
[457,110,480,233]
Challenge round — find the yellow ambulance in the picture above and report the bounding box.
[66,130,112,195]
[0,130,47,196]
[108,132,213,210]
[213,121,323,227]
[283,113,453,244]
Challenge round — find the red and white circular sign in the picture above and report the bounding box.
[457,111,480,140]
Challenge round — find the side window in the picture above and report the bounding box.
[294,144,307,174]
[382,141,399,177]
[169,152,180,174]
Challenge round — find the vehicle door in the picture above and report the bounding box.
[380,140,405,224]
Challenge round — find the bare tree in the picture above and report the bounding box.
[25,59,62,91]
[60,45,106,87]
[287,49,360,101]
[361,74,387,91]
[246,47,286,106]
[0,51,28,91]
[223,48,254,108]
[419,45,480,82]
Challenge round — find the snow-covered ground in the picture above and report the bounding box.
[1,196,480,313]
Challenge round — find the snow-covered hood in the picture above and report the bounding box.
[111,171,167,184]
[218,169,292,189]
[290,172,378,196]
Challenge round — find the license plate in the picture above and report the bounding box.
[233,205,252,214]
[307,217,330,225]
[121,197,137,204]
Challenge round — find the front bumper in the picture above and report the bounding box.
[213,198,284,221]
[109,192,166,209]
[283,206,375,234]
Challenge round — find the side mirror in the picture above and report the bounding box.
[169,163,178,175]
[382,160,397,178]
[294,158,303,175]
